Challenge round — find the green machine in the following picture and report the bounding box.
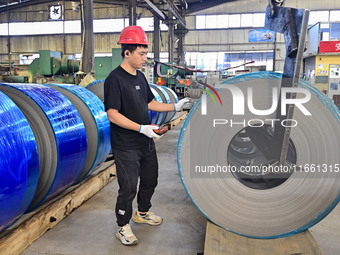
[94,48,121,80]
[28,50,80,83]
[155,62,194,98]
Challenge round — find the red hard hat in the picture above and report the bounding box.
[118,26,151,45]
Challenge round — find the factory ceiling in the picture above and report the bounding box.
[0,0,237,15]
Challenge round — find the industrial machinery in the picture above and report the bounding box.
[94,48,121,80]
[28,50,80,84]
[154,61,194,98]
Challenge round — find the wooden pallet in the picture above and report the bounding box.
[204,220,323,255]
[0,161,116,255]
[167,111,188,130]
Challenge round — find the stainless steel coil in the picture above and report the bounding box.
[177,72,340,238]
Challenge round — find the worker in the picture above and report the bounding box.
[104,25,189,246]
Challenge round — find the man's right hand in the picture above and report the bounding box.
[139,125,161,139]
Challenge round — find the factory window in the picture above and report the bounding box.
[330,23,340,40]
[241,14,253,27]
[253,13,266,27]
[0,23,8,36]
[206,15,218,29]
[94,19,124,33]
[136,17,168,31]
[196,16,206,29]
[195,13,265,29]
[229,14,241,28]
[64,20,81,33]
[194,10,340,30]
[0,17,166,36]
[320,23,330,41]
[196,15,227,29]
[223,51,273,71]
[217,52,225,69]
[315,11,330,22]
[217,15,229,28]
[330,11,340,22]
[185,51,273,74]
[148,52,169,63]
[137,17,154,31]
[9,21,63,35]
[309,11,329,25]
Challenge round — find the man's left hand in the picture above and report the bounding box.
[174,98,190,111]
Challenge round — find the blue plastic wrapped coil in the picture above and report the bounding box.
[47,84,111,182]
[149,84,171,125]
[149,87,163,125]
[0,83,87,210]
[86,79,178,125]
[161,86,178,122]
[0,91,39,232]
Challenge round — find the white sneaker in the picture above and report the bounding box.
[116,224,138,246]
[132,211,163,226]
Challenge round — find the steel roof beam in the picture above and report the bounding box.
[143,0,166,21]
[164,0,186,27]
[185,0,237,14]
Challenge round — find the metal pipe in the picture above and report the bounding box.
[62,0,66,55]
[154,15,160,61]
[168,13,174,63]
[278,9,310,165]
[7,10,11,74]
[128,0,137,26]
[81,0,94,73]
[273,32,277,71]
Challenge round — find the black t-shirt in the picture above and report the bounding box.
[104,65,154,149]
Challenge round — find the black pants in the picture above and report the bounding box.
[112,139,158,227]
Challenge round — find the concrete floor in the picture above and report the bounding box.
[310,204,340,255]
[20,121,339,255]
[21,122,207,255]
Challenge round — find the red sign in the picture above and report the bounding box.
[184,79,191,86]
[156,77,164,86]
[319,41,340,53]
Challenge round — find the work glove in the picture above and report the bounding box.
[139,125,161,139]
[174,98,190,112]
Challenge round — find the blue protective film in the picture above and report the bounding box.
[161,86,178,122]
[149,87,162,124]
[0,91,39,232]
[0,83,87,210]
[47,84,111,182]
[149,84,171,124]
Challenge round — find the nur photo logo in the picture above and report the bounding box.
[200,84,312,128]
